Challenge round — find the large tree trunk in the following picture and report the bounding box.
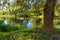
[44,0,56,34]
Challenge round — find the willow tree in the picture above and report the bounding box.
[44,0,57,34]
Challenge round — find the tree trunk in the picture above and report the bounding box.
[44,0,56,34]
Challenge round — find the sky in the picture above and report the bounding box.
[8,0,14,2]
[57,0,60,4]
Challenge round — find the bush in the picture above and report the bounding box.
[0,26,59,40]
[0,24,20,32]
[0,29,33,40]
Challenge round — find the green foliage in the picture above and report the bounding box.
[35,18,41,25]
[0,21,20,32]
[0,29,33,40]
[0,0,58,40]
[18,14,30,18]
[0,25,20,32]
[0,28,59,40]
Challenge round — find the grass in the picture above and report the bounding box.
[0,27,59,40]
[0,20,60,40]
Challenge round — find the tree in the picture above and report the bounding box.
[44,0,57,34]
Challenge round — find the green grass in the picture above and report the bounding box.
[0,20,60,40]
[0,28,59,40]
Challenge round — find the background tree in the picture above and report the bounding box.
[44,0,57,34]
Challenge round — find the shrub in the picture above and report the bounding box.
[0,24,20,32]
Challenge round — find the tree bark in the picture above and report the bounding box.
[44,0,56,34]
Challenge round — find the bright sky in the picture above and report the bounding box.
[57,0,60,4]
[9,0,14,2]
